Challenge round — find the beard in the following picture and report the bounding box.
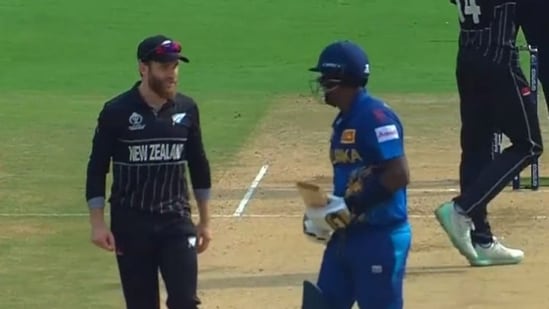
[324,91,338,107]
[148,74,177,99]
[322,85,340,107]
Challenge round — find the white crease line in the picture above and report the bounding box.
[409,188,458,192]
[0,213,267,218]
[407,188,549,193]
[258,187,549,193]
[1,186,545,219]
[232,164,270,217]
[1,213,548,220]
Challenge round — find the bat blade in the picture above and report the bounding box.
[296,181,328,209]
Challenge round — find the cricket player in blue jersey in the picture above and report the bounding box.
[301,40,412,309]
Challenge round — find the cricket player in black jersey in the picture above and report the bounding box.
[435,0,543,267]
[85,34,212,309]
[518,0,549,107]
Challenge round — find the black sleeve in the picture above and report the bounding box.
[85,104,117,202]
[186,104,212,189]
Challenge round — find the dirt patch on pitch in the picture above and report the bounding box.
[0,219,55,240]
[210,93,476,216]
[195,94,549,309]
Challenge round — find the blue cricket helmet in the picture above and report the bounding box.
[309,40,370,87]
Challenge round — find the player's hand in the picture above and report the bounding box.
[305,195,353,231]
[302,214,332,244]
[196,221,211,254]
[91,222,116,252]
[323,195,353,229]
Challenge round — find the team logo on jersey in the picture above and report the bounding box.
[340,129,356,144]
[187,236,197,248]
[128,112,146,131]
[171,113,187,125]
[375,124,399,143]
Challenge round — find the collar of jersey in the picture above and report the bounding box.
[131,81,175,112]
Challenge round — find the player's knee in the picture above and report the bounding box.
[515,141,543,164]
[535,142,543,155]
[511,135,543,156]
[530,138,543,157]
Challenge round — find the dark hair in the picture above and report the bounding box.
[138,61,152,78]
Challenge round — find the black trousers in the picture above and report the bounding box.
[453,50,543,244]
[111,206,200,309]
[518,0,549,106]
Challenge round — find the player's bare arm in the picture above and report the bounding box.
[378,156,410,192]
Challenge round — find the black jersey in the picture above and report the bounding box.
[85,82,211,216]
[451,0,520,66]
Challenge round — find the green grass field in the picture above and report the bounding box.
[0,0,465,214]
[0,0,542,308]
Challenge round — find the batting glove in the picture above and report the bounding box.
[304,194,353,231]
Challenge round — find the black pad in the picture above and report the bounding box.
[301,280,332,309]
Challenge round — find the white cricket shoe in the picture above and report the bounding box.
[469,237,524,267]
[434,201,478,260]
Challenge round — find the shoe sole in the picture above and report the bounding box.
[434,205,477,260]
[469,258,523,267]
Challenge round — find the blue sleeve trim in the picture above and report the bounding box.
[194,188,211,203]
[87,197,105,209]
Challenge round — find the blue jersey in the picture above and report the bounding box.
[329,89,408,227]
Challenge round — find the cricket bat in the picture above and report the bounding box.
[295,181,328,209]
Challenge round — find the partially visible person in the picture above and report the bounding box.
[518,0,549,108]
[436,0,542,267]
